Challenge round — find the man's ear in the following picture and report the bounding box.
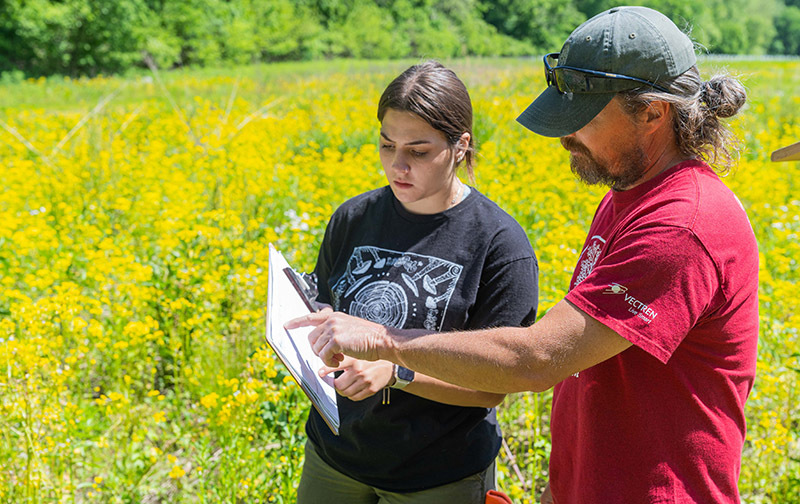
[639,100,671,133]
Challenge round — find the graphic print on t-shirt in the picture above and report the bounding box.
[572,235,606,289]
[331,246,463,331]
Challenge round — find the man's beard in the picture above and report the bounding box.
[561,137,648,191]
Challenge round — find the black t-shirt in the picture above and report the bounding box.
[306,185,539,492]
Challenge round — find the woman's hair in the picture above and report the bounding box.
[377,60,475,178]
[620,65,747,174]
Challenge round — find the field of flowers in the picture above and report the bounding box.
[0,57,798,503]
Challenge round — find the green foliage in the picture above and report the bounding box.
[319,0,404,58]
[250,1,327,61]
[480,0,585,52]
[573,0,782,55]
[772,6,800,55]
[698,0,778,54]
[3,0,156,76]
[0,0,798,78]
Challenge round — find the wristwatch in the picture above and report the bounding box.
[390,364,415,389]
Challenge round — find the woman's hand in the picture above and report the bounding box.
[319,358,394,401]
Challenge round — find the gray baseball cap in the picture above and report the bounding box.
[517,6,697,137]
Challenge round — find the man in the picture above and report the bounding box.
[288,6,758,503]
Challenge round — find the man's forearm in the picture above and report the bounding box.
[294,299,632,394]
[378,299,632,394]
[380,325,551,394]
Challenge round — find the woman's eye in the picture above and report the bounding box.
[380,144,395,151]
[410,150,426,158]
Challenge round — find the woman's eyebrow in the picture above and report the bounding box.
[380,132,431,145]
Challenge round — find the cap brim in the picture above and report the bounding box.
[516,86,616,137]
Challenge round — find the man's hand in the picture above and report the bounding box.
[284,311,390,367]
[319,357,394,401]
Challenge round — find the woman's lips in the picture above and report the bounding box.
[394,181,413,189]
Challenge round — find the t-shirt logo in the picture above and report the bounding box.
[331,246,463,331]
[603,283,628,294]
[573,235,606,288]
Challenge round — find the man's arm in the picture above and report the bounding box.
[287,299,632,393]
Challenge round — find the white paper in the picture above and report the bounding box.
[265,244,339,434]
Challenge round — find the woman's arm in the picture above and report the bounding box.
[404,371,505,407]
[319,357,504,408]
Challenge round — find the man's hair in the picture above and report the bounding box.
[377,60,475,178]
[620,66,747,173]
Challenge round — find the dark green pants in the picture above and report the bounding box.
[296,441,496,504]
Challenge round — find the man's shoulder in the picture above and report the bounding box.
[632,161,748,232]
[678,163,755,246]
[628,162,758,282]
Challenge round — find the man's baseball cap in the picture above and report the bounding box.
[517,6,697,138]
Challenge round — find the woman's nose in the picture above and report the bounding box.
[392,153,410,172]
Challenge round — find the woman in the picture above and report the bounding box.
[297,61,539,503]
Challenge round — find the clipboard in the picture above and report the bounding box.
[770,140,800,162]
[265,244,340,435]
[283,266,318,313]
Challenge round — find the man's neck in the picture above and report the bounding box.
[620,137,690,191]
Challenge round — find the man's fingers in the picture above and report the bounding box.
[319,353,347,366]
[322,356,340,367]
[320,340,344,367]
[309,326,327,356]
[284,311,328,329]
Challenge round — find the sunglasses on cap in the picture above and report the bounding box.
[544,52,670,95]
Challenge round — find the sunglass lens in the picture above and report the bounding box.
[555,68,589,94]
[543,55,556,88]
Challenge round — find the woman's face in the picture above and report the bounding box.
[379,109,466,215]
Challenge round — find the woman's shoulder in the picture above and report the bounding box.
[331,186,391,220]
[467,189,529,231]
[463,188,536,258]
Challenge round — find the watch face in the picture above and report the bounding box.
[396,366,415,383]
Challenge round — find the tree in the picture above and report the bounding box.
[2,0,156,76]
[480,0,586,52]
[771,5,800,55]
[1,0,799,78]
[249,0,325,61]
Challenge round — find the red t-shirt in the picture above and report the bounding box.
[552,160,759,503]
